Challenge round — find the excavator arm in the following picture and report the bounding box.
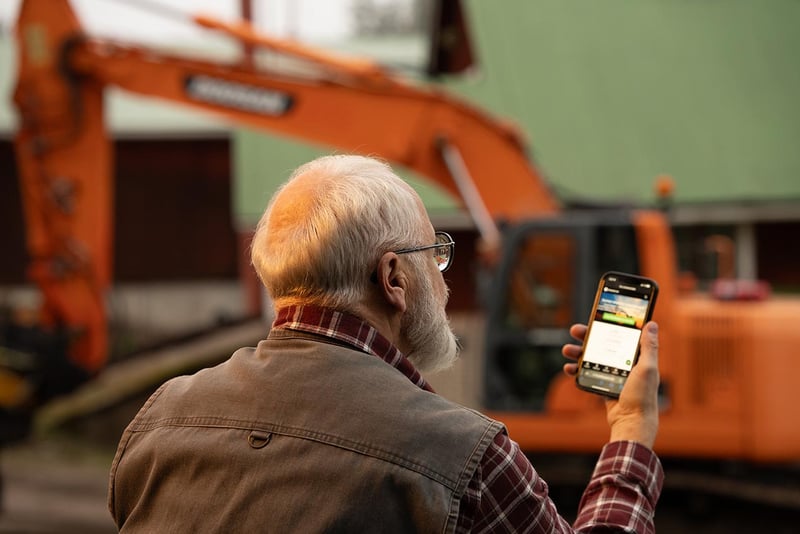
[11,0,559,381]
[13,0,112,378]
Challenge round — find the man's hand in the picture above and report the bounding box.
[561,322,660,449]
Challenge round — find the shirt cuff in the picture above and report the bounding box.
[594,441,665,507]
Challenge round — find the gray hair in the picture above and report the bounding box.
[251,154,425,310]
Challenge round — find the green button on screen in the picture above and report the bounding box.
[602,313,635,326]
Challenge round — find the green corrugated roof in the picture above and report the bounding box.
[456,0,800,204]
[235,0,800,226]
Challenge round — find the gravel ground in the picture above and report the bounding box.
[0,434,117,534]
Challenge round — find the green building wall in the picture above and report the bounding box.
[234,0,800,227]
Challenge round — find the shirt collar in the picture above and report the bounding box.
[271,304,434,393]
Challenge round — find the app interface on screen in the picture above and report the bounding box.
[582,279,652,382]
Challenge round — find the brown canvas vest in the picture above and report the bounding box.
[109,331,504,533]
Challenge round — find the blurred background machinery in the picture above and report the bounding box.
[1,0,799,526]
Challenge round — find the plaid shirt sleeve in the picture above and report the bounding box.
[458,432,663,533]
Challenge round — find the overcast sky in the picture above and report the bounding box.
[0,0,355,44]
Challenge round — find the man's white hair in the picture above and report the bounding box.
[251,154,424,310]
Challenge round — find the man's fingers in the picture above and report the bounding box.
[562,323,587,368]
[562,323,588,375]
[569,323,587,342]
[562,344,582,360]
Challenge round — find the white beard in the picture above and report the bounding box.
[402,265,459,375]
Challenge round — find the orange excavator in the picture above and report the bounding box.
[5,0,800,497]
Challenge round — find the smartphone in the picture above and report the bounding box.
[576,271,658,398]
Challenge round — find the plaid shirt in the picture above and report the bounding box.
[273,305,664,533]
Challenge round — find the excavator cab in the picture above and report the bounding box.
[483,211,641,412]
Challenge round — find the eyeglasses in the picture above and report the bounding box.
[394,231,455,272]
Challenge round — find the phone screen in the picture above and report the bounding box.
[577,272,658,397]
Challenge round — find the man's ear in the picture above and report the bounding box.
[375,252,408,313]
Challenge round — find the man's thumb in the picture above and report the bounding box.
[639,321,659,365]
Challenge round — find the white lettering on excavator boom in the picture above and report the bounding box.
[185,75,293,116]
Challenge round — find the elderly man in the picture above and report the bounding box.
[109,155,663,532]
